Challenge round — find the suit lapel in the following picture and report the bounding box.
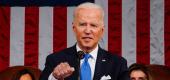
[93,48,108,80]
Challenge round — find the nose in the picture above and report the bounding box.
[84,25,92,34]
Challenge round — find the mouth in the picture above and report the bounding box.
[82,37,93,39]
[82,37,93,41]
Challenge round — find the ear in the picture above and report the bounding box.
[72,22,76,32]
[101,26,105,36]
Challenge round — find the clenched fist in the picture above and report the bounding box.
[52,62,75,80]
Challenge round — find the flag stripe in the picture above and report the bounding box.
[108,0,122,56]
[67,7,76,47]
[25,7,39,68]
[53,7,67,52]
[10,7,25,66]
[137,0,150,64]
[122,0,136,66]
[0,7,10,71]
[150,0,164,65]
[165,0,170,67]
[39,7,53,70]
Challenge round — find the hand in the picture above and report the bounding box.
[52,62,75,80]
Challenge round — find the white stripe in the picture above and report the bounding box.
[122,0,136,66]
[39,7,53,70]
[10,7,25,66]
[150,0,164,65]
[67,7,76,47]
[95,0,108,50]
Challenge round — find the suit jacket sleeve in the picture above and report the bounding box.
[39,54,56,80]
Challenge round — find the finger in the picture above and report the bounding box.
[53,63,66,78]
[63,62,69,66]
[53,62,75,79]
[53,69,61,79]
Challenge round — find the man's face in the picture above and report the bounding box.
[73,8,104,51]
[130,70,147,80]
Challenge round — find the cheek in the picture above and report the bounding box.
[74,28,81,36]
[74,27,83,34]
[75,31,83,39]
[95,30,103,38]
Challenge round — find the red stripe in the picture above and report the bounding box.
[108,0,122,56]
[0,7,10,71]
[25,7,39,68]
[53,7,67,52]
[136,0,150,64]
[165,0,170,67]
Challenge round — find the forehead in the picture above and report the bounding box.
[130,70,146,77]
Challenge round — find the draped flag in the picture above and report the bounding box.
[0,0,170,71]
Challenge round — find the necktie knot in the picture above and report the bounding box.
[83,54,91,61]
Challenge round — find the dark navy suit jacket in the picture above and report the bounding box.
[40,45,130,80]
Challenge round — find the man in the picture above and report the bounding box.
[40,2,130,80]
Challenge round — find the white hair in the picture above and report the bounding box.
[73,2,104,19]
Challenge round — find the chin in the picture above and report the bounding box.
[82,44,91,48]
[79,41,94,48]
[81,43,92,48]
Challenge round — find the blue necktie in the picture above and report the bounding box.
[80,54,91,80]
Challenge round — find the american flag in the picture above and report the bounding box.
[0,0,170,71]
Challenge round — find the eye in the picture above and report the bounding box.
[79,23,86,27]
[139,77,146,80]
[90,24,98,28]
[130,78,135,80]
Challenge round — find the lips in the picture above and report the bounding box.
[82,37,93,42]
[82,37,93,39]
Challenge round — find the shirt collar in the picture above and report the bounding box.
[76,44,98,60]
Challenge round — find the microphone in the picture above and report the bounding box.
[77,51,84,80]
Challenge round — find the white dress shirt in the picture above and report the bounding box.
[48,44,98,80]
